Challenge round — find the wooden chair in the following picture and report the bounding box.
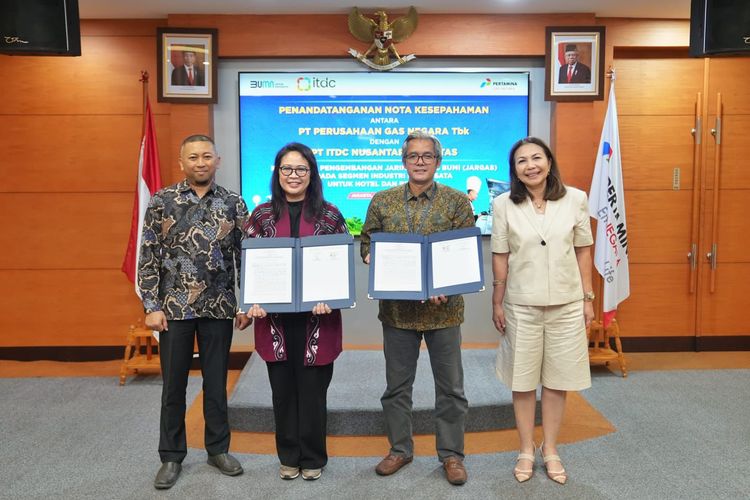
[587,318,628,377]
[119,323,161,385]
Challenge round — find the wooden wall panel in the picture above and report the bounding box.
[80,19,163,37]
[614,264,694,337]
[614,58,703,116]
[619,115,696,191]
[706,58,750,115]
[0,194,133,270]
[168,14,595,58]
[702,115,750,191]
[709,190,750,264]
[715,115,750,190]
[599,18,689,47]
[0,19,163,349]
[700,265,750,336]
[1,36,164,116]
[2,115,171,193]
[625,190,693,264]
[551,102,596,191]
[0,270,143,346]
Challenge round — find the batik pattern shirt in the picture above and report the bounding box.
[137,179,249,320]
[360,182,475,331]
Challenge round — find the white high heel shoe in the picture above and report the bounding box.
[540,442,567,485]
[513,444,536,483]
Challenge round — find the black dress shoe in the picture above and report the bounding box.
[207,453,244,476]
[154,462,181,489]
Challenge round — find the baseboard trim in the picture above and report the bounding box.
[617,337,696,352]
[696,336,750,351]
[0,346,253,370]
[612,336,750,352]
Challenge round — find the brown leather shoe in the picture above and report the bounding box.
[443,456,467,485]
[375,454,413,476]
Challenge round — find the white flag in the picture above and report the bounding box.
[589,77,630,328]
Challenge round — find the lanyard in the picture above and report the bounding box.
[404,183,437,234]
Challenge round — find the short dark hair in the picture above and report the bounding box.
[270,142,325,221]
[508,137,567,204]
[179,134,216,155]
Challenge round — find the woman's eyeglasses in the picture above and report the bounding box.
[279,165,310,177]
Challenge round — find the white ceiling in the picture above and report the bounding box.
[77,0,691,20]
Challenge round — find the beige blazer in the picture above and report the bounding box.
[491,187,593,306]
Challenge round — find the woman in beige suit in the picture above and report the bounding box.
[491,137,594,485]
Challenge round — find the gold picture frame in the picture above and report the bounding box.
[544,26,605,102]
[156,27,218,104]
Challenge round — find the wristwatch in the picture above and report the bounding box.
[583,291,595,302]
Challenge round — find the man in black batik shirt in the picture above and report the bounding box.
[138,134,250,489]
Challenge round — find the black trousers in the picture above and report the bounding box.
[267,313,334,469]
[158,318,233,463]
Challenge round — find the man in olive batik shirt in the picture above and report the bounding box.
[360,130,475,486]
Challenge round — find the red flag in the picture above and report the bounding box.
[122,98,162,291]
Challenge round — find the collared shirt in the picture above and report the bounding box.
[138,179,249,320]
[360,182,475,331]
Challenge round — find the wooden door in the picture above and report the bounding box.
[699,58,750,340]
[613,53,705,341]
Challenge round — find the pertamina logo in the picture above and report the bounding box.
[480,78,518,89]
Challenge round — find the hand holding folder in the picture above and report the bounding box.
[240,233,356,313]
[368,227,485,300]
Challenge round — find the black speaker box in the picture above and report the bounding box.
[0,0,81,56]
[690,0,750,56]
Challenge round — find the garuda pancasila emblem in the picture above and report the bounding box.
[347,6,418,71]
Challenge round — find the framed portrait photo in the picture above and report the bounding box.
[544,26,605,102]
[156,27,218,104]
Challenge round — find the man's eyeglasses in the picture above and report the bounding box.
[404,153,438,165]
[279,165,310,177]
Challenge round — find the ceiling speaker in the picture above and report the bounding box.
[690,0,750,56]
[0,0,81,56]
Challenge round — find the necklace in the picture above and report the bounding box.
[533,199,545,209]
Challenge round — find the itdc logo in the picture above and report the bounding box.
[297,77,312,91]
[296,76,336,91]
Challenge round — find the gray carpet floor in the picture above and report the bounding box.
[1,368,748,499]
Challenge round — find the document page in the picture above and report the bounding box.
[431,236,481,288]
[243,247,293,303]
[302,244,350,302]
[373,241,423,292]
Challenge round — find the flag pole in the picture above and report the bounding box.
[140,70,149,135]
[595,66,616,322]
